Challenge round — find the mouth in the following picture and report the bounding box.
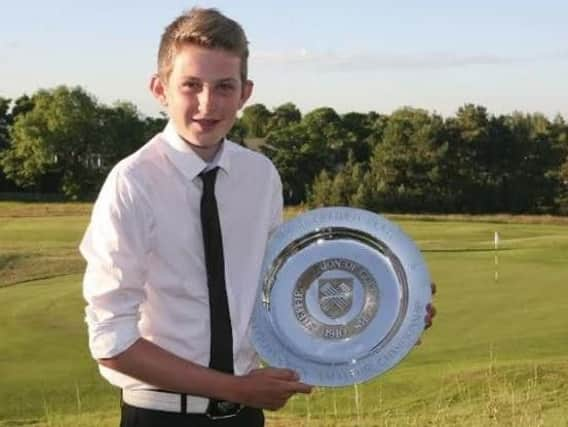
[192,118,220,132]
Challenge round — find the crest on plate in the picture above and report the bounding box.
[318,278,353,319]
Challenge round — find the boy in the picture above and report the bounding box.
[80,7,312,427]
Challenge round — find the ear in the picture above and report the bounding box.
[238,80,254,109]
[150,74,168,107]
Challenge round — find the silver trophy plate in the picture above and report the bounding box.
[251,207,432,387]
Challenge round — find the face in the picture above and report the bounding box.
[151,44,253,156]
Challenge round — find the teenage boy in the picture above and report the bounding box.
[80,7,312,427]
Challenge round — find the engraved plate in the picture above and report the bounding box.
[251,207,432,387]
[318,277,353,320]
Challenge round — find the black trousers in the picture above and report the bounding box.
[120,402,264,427]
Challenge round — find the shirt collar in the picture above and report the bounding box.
[162,121,232,181]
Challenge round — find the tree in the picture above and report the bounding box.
[241,103,272,138]
[443,104,494,212]
[0,97,10,151]
[143,114,168,139]
[501,112,559,213]
[307,170,338,207]
[98,101,148,169]
[261,122,326,204]
[0,97,16,192]
[0,95,38,192]
[0,94,35,152]
[1,86,101,198]
[301,107,356,170]
[365,107,449,212]
[261,106,390,207]
[366,112,389,149]
[262,107,350,205]
[11,95,34,118]
[266,102,301,133]
[307,153,369,208]
[227,117,247,145]
[556,156,568,214]
[341,112,375,162]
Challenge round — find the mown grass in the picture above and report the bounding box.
[1,202,567,426]
[0,216,87,287]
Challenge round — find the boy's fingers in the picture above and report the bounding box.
[292,383,313,394]
[424,303,436,329]
[251,367,299,381]
[426,303,437,318]
[271,368,299,381]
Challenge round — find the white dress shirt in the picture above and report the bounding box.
[80,122,283,390]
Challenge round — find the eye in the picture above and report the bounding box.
[182,81,202,91]
[217,82,237,93]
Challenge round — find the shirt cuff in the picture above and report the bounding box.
[85,306,141,359]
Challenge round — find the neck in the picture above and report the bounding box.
[180,136,223,162]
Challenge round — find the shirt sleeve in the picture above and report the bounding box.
[79,165,154,360]
[269,165,284,235]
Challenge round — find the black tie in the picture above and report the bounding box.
[199,167,234,375]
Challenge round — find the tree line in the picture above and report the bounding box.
[1,85,567,214]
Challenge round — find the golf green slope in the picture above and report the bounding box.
[1,203,567,426]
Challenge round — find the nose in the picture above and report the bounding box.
[197,86,216,114]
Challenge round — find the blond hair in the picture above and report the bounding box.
[157,7,249,82]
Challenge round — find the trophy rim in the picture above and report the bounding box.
[251,207,432,387]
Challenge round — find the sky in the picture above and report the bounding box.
[1,0,567,119]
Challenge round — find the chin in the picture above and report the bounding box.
[179,129,213,145]
[196,137,226,149]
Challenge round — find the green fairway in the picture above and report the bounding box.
[1,202,567,426]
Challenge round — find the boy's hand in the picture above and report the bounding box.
[416,282,437,345]
[425,282,437,329]
[237,367,312,410]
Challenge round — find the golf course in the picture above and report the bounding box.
[1,202,567,426]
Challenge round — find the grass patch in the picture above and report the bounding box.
[1,202,567,426]
[0,202,93,218]
[0,215,87,286]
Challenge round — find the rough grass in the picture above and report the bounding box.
[1,202,567,426]
[0,216,87,287]
[0,202,92,218]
